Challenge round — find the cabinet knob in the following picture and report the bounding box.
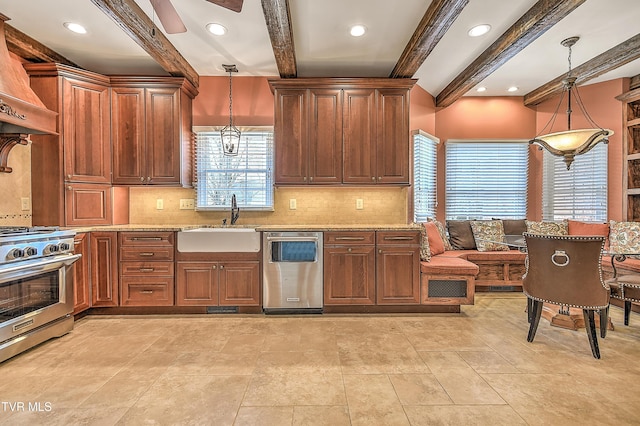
[379,249,382,254]
[371,177,375,181]
[67,185,72,191]
[140,177,145,182]
[309,176,313,182]
[67,174,72,179]
[378,176,382,181]
[212,265,217,270]
[147,177,151,182]
[348,248,352,252]
[220,265,224,269]
[303,176,307,181]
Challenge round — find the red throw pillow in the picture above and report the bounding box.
[568,220,610,249]
[425,221,446,256]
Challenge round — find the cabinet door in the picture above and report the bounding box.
[274,89,308,184]
[65,183,112,226]
[146,87,181,184]
[376,245,420,304]
[376,88,410,184]
[309,88,342,184]
[111,87,146,184]
[90,232,119,307]
[324,245,376,305]
[176,262,219,306]
[219,261,261,306]
[62,78,111,183]
[343,88,377,184]
[72,233,90,314]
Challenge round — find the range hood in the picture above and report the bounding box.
[0,14,57,172]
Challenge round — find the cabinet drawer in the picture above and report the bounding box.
[120,261,174,276]
[376,231,420,246]
[121,277,174,306]
[120,247,174,261]
[325,231,375,245]
[119,232,175,246]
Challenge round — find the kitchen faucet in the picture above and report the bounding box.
[230,194,240,225]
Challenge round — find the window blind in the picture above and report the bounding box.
[413,130,438,222]
[194,127,274,210]
[542,143,607,222]
[445,141,529,220]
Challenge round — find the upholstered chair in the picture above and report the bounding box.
[522,233,610,359]
[606,274,640,326]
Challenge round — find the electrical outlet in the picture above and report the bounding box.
[156,199,164,210]
[179,199,195,209]
[21,197,30,211]
[289,199,297,210]
[356,198,364,210]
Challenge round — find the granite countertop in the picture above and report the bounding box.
[69,223,420,233]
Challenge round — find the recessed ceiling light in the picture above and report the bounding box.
[206,23,227,36]
[507,86,519,92]
[350,25,366,37]
[63,22,87,34]
[468,24,491,37]
[476,86,487,93]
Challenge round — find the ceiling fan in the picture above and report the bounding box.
[149,0,243,34]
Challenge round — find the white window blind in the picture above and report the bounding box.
[445,141,529,220]
[542,143,607,222]
[413,130,438,222]
[194,127,274,210]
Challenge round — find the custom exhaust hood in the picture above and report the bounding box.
[0,14,57,172]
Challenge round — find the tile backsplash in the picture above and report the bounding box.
[0,143,31,226]
[129,186,409,225]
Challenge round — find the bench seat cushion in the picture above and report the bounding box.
[420,255,479,276]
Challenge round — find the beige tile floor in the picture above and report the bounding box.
[1,293,640,425]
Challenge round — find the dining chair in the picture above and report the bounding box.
[522,233,610,359]
[606,274,640,326]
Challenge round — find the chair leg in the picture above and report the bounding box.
[527,297,533,323]
[583,309,601,359]
[527,299,543,343]
[624,301,632,326]
[599,306,609,338]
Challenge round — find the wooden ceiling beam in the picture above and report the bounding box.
[436,0,586,108]
[525,34,640,105]
[390,0,469,79]
[90,0,199,88]
[631,73,640,91]
[261,0,297,78]
[5,24,79,67]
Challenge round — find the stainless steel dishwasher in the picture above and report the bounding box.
[263,231,323,314]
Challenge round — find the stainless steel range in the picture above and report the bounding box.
[0,226,80,363]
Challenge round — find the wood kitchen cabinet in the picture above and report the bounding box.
[110,77,196,186]
[176,252,261,307]
[72,233,90,314]
[376,231,421,305]
[90,232,119,307]
[26,64,114,226]
[270,78,415,186]
[119,232,175,306]
[323,231,376,305]
[617,88,640,220]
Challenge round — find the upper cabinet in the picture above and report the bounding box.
[110,77,197,186]
[270,78,415,186]
[617,88,640,221]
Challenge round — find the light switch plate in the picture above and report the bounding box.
[156,199,164,210]
[356,198,364,210]
[21,197,30,211]
[180,199,195,209]
[289,199,297,210]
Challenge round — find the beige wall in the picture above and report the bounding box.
[128,186,408,225]
[0,142,32,226]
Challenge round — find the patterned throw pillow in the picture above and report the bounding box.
[428,218,452,251]
[609,220,640,254]
[525,220,568,236]
[419,223,431,261]
[470,220,509,252]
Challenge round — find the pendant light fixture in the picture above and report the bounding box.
[221,64,240,156]
[529,37,613,170]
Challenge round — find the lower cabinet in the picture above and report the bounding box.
[90,231,119,307]
[176,258,261,307]
[323,230,421,306]
[72,232,91,314]
[119,232,175,306]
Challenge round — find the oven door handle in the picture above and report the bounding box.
[0,254,81,276]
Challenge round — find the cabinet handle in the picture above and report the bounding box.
[378,176,382,181]
[147,177,151,182]
[379,249,382,253]
[309,176,313,182]
[140,177,145,182]
[131,237,163,241]
[303,176,307,181]
[139,252,155,257]
[139,290,154,294]
[212,265,217,269]
[139,268,154,272]
[336,236,365,241]
[384,236,413,241]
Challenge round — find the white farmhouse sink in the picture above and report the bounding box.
[177,228,260,252]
